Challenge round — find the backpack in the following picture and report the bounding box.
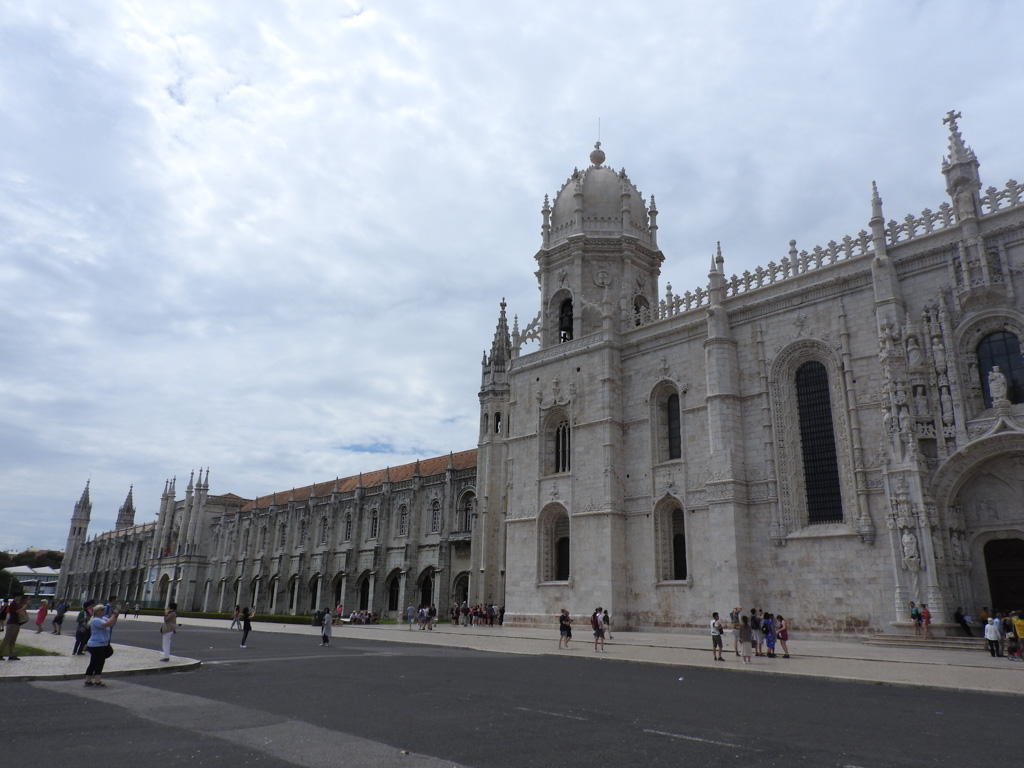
[762,619,772,635]
[591,613,599,631]
[313,610,324,627]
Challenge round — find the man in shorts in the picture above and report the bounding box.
[710,611,725,660]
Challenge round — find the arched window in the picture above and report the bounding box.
[430,501,442,533]
[552,419,571,473]
[369,510,379,539]
[343,513,353,541]
[558,298,573,342]
[320,517,329,546]
[398,506,409,536]
[540,506,570,582]
[796,361,844,524]
[977,331,1024,406]
[259,525,268,552]
[461,497,474,532]
[671,509,687,580]
[278,522,286,550]
[633,295,650,326]
[299,519,308,548]
[387,573,401,612]
[667,393,681,460]
[494,412,502,433]
[242,526,250,553]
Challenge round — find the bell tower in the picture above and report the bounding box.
[534,143,664,347]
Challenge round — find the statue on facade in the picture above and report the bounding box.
[988,366,1008,403]
[901,529,920,567]
[906,336,924,368]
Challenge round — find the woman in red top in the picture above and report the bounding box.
[920,604,932,639]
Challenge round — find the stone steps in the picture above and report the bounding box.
[860,633,988,652]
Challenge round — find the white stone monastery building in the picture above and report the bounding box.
[60,113,1024,634]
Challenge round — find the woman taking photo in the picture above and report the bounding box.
[84,603,118,687]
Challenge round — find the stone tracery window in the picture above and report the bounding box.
[976,330,1024,406]
[343,513,353,542]
[398,506,409,536]
[539,505,571,582]
[430,500,441,533]
[796,361,844,524]
[320,517,329,546]
[369,509,379,539]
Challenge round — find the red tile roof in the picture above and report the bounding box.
[239,449,477,513]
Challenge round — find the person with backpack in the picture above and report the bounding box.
[72,600,94,655]
[909,602,922,635]
[52,598,69,634]
[592,607,606,652]
[750,608,764,656]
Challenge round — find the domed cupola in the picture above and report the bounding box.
[543,142,658,249]
[534,144,666,349]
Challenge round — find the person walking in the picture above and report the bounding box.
[738,615,753,664]
[592,608,606,652]
[406,604,416,630]
[0,592,28,660]
[240,607,253,647]
[710,611,725,661]
[160,601,178,662]
[51,599,69,634]
[776,614,791,658]
[229,605,241,631]
[72,600,94,656]
[603,610,613,640]
[558,609,572,649]
[984,617,1002,657]
[34,599,49,634]
[320,607,332,647]
[84,603,119,687]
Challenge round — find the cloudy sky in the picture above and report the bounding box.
[2,1,1022,553]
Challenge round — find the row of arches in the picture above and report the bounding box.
[202,566,481,616]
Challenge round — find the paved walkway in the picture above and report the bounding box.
[3,616,1021,696]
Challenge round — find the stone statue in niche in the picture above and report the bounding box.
[913,385,929,416]
[901,529,920,567]
[906,337,924,368]
[988,366,1008,403]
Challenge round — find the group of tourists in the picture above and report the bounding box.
[450,602,504,627]
[981,610,1024,660]
[714,607,790,664]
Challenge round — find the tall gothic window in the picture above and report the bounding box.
[259,525,267,552]
[399,506,409,536]
[278,522,286,550]
[795,361,844,524]
[540,507,570,582]
[430,501,442,533]
[461,497,474,532]
[671,509,687,580]
[553,419,571,473]
[299,520,308,548]
[369,510,379,539]
[343,513,353,541]
[320,517,329,546]
[977,330,1024,407]
[667,393,681,460]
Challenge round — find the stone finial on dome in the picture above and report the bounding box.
[590,141,605,167]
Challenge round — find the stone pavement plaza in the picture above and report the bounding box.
[2,615,1021,696]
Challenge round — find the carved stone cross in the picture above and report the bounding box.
[943,109,961,127]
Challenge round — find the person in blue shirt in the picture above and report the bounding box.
[84,603,119,687]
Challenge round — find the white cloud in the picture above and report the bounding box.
[1,0,1022,549]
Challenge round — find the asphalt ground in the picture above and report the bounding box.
[4,617,1023,767]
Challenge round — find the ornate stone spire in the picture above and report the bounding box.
[485,299,512,372]
[115,485,136,530]
[941,110,981,221]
